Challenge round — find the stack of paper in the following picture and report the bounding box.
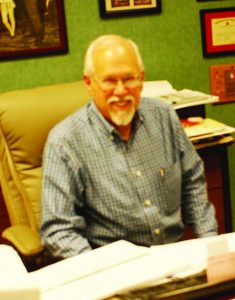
[0,245,40,300]
[141,81,219,109]
[158,89,219,109]
[29,240,188,300]
[141,80,174,98]
[30,234,235,300]
[184,118,235,142]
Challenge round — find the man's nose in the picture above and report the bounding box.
[113,80,127,94]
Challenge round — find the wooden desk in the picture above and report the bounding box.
[196,136,234,234]
[181,136,234,240]
[176,102,234,235]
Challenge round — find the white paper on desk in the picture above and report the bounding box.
[29,240,150,292]
[34,234,235,300]
[41,251,189,300]
[218,232,235,252]
[0,245,40,300]
[151,238,208,277]
[151,233,235,279]
[160,89,219,109]
[141,80,174,98]
[205,232,235,255]
[0,245,27,279]
[185,118,235,140]
[141,81,219,109]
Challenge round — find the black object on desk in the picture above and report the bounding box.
[110,271,235,300]
[176,105,206,120]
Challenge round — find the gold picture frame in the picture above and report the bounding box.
[99,0,161,18]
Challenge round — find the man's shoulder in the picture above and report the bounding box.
[47,104,89,143]
[139,97,172,112]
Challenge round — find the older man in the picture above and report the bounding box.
[41,35,217,259]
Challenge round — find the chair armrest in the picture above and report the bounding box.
[2,225,43,257]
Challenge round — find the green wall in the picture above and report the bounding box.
[1,0,235,225]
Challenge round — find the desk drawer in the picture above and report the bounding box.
[201,152,222,189]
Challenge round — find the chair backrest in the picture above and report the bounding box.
[0,81,90,232]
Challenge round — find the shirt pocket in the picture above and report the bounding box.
[163,160,182,214]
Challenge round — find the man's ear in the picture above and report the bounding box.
[83,75,93,96]
[139,71,145,91]
[140,71,145,81]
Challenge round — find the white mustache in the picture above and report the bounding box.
[107,95,135,104]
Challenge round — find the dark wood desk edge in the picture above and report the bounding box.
[193,135,234,150]
[109,274,235,300]
[110,275,235,300]
[155,277,235,300]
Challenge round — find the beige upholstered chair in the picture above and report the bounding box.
[0,81,90,270]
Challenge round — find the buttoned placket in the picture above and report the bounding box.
[119,141,163,244]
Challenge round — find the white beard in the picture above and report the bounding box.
[107,95,135,126]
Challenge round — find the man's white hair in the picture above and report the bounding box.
[83,35,144,77]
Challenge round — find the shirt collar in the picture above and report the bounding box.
[88,101,144,140]
[88,102,114,135]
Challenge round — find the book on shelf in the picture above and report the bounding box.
[141,80,219,109]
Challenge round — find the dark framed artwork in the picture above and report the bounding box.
[197,0,230,2]
[200,7,235,57]
[99,0,161,18]
[0,0,68,61]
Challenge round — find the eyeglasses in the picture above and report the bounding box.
[93,75,142,91]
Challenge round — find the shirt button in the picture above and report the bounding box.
[136,170,142,177]
[154,228,161,235]
[144,199,152,206]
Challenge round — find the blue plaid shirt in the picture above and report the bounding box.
[41,98,217,258]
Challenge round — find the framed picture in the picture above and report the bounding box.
[0,0,68,61]
[200,7,235,58]
[99,0,161,18]
[197,0,230,2]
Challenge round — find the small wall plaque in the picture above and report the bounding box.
[210,64,235,104]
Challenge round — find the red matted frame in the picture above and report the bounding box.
[200,7,235,58]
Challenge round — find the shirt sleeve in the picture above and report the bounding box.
[169,107,218,237]
[40,136,92,259]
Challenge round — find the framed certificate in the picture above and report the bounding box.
[200,7,235,57]
[99,0,161,18]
